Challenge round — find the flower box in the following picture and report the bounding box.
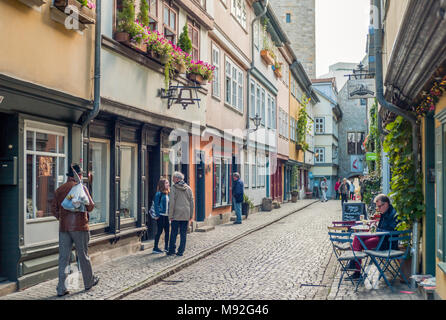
[274,68,282,79]
[146,51,170,64]
[114,32,130,45]
[173,62,187,74]
[187,73,206,85]
[54,0,96,25]
[260,49,274,66]
[130,41,147,54]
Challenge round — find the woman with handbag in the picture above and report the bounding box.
[152,178,171,254]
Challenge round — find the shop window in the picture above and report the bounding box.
[120,143,138,221]
[87,139,110,226]
[213,158,230,206]
[25,122,67,220]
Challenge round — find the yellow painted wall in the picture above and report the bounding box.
[435,95,446,300]
[0,0,95,100]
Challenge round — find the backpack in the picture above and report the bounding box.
[149,200,159,220]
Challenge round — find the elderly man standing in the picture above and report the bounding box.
[232,172,244,224]
[167,172,195,257]
[51,164,99,296]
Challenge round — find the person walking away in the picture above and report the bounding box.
[359,177,365,201]
[51,164,99,297]
[167,172,194,257]
[232,172,244,224]
[320,177,328,202]
[349,180,355,200]
[334,178,341,200]
[340,178,349,206]
[152,178,170,254]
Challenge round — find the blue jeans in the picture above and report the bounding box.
[168,220,189,254]
[233,197,242,223]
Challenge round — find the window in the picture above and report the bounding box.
[251,160,256,188]
[214,158,230,206]
[231,0,246,29]
[256,85,261,119]
[286,13,291,23]
[25,122,67,220]
[315,147,325,163]
[188,21,200,61]
[347,132,366,155]
[148,0,158,31]
[163,3,177,44]
[244,163,249,188]
[315,118,325,134]
[225,57,244,112]
[193,0,206,9]
[120,143,138,221]
[88,139,110,226]
[267,95,272,128]
[271,98,276,130]
[212,44,220,98]
[360,98,367,106]
[261,88,265,126]
[250,81,256,118]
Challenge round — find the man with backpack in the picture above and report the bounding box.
[51,164,99,297]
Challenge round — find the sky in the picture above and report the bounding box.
[315,0,370,77]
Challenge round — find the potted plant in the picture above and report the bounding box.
[115,0,135,44]
[291,190,299,203]
[178,24,192,55]
[242,194,254,218]
[187,61,215,85]
[260,18,275,66]
[54,0,96,25]
[130,21,148,53]
[273,61,282,78]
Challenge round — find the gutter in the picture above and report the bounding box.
[80,0,102,162]
[372,0,420,289]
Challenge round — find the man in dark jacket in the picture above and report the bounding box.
[232,173,244,224]
[51,164,99,296]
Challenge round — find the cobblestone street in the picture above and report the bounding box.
[0,199,425,301]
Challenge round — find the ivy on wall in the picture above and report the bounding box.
[383,116,425,230]
[365,99,382,174]
[296,94,312,152]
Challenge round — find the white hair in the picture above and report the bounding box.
[173,171,184,181]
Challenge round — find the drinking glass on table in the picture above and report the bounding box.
[360,214,365,224]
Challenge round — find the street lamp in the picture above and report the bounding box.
[249,113,262,133]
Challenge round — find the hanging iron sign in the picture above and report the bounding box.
[347,78,376,100]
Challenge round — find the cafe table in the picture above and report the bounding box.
[352,231,390,288]
[350,224,370,232]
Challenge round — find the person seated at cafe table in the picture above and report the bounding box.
[348,194,399,279]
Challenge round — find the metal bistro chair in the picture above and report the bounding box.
[364,230,412,291]
[328,232,368,291]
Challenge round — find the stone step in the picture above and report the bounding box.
[195,225,215,233]
[0,281,17,298]
[140,240,154,251]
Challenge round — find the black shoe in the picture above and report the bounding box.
[233,221,242,225]
[85,276,99,291]
[57,290,69,297]
[166,251,175,256]
[152,248,163,254]
[176,252,183,257]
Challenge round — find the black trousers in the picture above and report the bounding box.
[169,220,189,254]
[154,215,170,250]
[341,194,348,206]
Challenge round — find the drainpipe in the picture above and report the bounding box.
[372,0,420,289]
[80,0,102,164]
[245,0,268,177]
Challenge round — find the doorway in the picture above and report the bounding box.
[195,151,206,222]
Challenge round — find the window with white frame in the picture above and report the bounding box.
[315,117,325,134]
[250,81,256,118]
[214,157,230,206]
[88,139,110,226]
[271,97,276,130]
[25,122,67,220]
[251,158,256,188]
[261,88,265,126]
[267,95,272,128]
[120,143,138,221]
[315,147,325,163]
[231,0,246,29]
[225,57,244,112]
[212,44,220,98]
[244,162,249,188]
[290,118,295,141]
[256,84,261,119]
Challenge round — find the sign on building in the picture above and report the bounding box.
[347,78,376,100]
[351,155,364,173]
